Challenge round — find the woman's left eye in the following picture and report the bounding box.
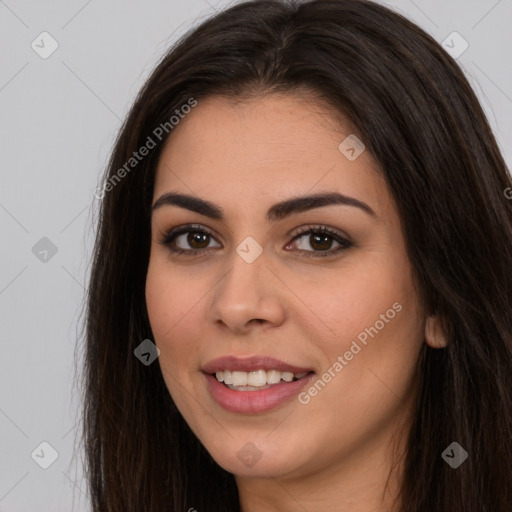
[158,224,353,258]
[287,226,353,256]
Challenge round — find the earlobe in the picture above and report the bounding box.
[424,315,448,348]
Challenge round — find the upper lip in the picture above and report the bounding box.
[202,355,314,374]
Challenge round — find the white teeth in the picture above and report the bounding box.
[281,372,294,382]
[247,370,267,387]
[232,371,248,386]
[214,369,310,388]
[266,369,281,384]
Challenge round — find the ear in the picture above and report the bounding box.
[424,315,447,348]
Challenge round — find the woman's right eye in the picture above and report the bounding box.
[159,225,221,256]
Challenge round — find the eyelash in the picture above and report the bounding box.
[158,223,353,258]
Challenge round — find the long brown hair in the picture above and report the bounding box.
[81,0,512,510]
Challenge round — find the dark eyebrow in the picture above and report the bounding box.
[151,191,376,221]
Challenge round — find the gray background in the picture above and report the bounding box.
[1,0,510,510]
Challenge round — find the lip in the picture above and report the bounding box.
[202,355,313,374]
[202,355,315,414]
[203,372,316,413]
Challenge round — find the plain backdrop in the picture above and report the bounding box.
[1,0,511,510]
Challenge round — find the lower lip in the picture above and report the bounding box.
[204,372,315,413]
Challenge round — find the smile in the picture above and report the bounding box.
[215,369,310,390]
[202,355,315,413]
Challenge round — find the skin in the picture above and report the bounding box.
[145,93,445,512]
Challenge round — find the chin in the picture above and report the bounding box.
[203,431,312,479]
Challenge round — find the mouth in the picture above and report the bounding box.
[210,369,313,391]
[201,356,316,413]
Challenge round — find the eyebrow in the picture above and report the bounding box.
[151,191,376,221]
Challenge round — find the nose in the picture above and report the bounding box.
[207,247,286,334]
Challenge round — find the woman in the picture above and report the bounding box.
[82,0,512,510]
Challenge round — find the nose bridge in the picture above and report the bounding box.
[216,243,267,310]
[208,237,285,331]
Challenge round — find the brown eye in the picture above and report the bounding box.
[183,231,211,250]
[287,225,353,257]
[292,232,340,252]
[159,224,221,255]
[308,233,335,251]
[159,224,352,258]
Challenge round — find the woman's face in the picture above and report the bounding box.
[146,93,430,481]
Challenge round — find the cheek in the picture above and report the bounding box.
[145,256,190,339]
[301,258,424,417]
[298,288,422,459]
[145,260,195,409]
[145,259,184,365]
[324,267,422,390]
[145,256,205,374]
[305,257,417,346]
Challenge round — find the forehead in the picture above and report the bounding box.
[153,93,389,217]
